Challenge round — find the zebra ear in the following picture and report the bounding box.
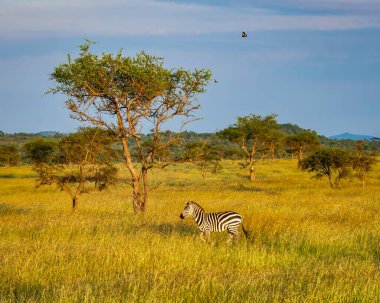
[186,201,190,206]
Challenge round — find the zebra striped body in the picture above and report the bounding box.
[180,201,246,243]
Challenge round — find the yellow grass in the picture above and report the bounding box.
[0,159,379,302]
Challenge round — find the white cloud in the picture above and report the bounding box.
[0,0,379,39]
[273,0,380,14]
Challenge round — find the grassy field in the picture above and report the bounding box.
[0,159,379,302]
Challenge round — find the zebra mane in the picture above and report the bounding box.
[190,201,205,212]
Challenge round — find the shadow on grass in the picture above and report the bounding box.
[230,184,265,192]
[145,222,195,236]
[0,173,35,179]
[4,281,44,302]
[0,174,15,178]
[0,203,30,216]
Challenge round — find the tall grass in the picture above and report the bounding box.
[0,160,379,302]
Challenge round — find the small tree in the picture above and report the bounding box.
[267,128,285,161]
[49,41,211,213]
[34,128,117,209]
[184,142,222,182]
[352,141,376,187]
[299,148,352,189]
[285,131,319,164]
[218,114,280,181]
[0,144,20,166]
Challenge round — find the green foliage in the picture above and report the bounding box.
[48,40,212,212]
[33,128,118,208]
[300,148,352,189]
[58,127,115,165]
[352,141,377,187]
[0,144,20,166]
[285,131,320,163]
[48,40,211,135]
[184,142,223,180]
[218,114,281,180]
[319,136,380,153]
[34,163,117,193]
[23,138,59,164]
[280,123,309,135]
[219,114,279,147]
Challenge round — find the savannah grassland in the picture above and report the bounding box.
[0,159,379,302]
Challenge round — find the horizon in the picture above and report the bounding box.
[1,0,379,137]
[1,127,378,140]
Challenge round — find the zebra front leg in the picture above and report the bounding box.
[204,230,215,246]
[200,232,207,243]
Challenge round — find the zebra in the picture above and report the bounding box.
[179,201,248,244]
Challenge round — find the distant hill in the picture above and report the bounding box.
[35,131,61,137]
[280,123,311,135]
[329,132,375,141]
[0,130,65,146]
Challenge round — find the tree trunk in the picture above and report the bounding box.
[249,163,256,181]
[120,137,146,213]
[327,174,334,189]
[270,142,275,161]
[141,168,149,213]
[132,178,144,213]
[249,168,255,181]
[72,196,78,209]
[298,148,303,163]
[202,170,206,183]
[248,150,256,181]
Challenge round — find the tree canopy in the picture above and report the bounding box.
[218,114,280,180]
[285,131,320,163]
[49,41,212,213]
[34,128,117,208]
[299,148,352,189]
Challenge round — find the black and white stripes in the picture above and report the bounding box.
[180,201,248,243]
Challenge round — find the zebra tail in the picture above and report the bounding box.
[241,224,250,238]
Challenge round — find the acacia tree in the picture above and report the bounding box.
[0,144,20,166]
[267,128,285,161]
[285,131,319,164]
[184,142,222,182]
[352,141,376,187]
[49,41,211,213]
[34,128,117,209]
[218,114,280,181]
[299,148,352,189]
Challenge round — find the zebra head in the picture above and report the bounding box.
[180,201,194,219]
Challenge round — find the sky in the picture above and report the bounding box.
[0,0,379,137]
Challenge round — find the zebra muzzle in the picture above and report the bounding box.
[180,213,185,219]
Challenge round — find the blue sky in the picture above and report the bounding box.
[0,0,379,137]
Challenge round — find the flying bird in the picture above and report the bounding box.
[242,32,247,38]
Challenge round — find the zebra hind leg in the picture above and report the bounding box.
[226,232,234,244]
[226,227,240,244]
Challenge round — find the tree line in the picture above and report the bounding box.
[2,115,376,208]
[0,41,377,212]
